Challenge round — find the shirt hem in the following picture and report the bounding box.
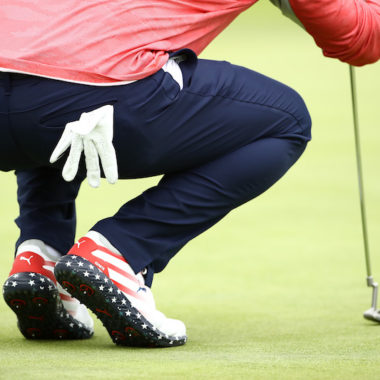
[0,67,138,86]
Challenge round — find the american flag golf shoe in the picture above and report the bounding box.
[2,240,94,340]
[54,235,187,347]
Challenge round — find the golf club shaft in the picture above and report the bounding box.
[349,65,372,280]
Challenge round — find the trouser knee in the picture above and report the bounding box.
[287,89,312,142]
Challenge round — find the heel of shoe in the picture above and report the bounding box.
[3,272,93,340]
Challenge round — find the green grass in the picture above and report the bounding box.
[1,2,380,379]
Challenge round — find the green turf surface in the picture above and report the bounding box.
[1,2,380,379]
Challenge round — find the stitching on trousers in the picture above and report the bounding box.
[183,89,305,127]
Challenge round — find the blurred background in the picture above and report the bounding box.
[1,2,380,378]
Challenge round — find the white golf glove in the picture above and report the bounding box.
[50,105,118,188]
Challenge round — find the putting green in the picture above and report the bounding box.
[1,2,380,379]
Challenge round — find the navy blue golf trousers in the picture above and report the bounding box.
[0,52,311,286]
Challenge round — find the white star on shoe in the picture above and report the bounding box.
[29,273,36,277]
[66,262,71,267]
[121,299,126,305]
[99,285,104,291]
[95,274,100,280]
[28,280,35,286]
[84,271,89,277]
[78,262,84,267]
[12,281,17,287]
[111,297,116,303]
[125,310,131,316]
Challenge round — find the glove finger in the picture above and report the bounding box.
[94,139,118,184]
[62,134,83,182]
[49,127,72,163]
[84,139,100,188]
[96,105,114,139]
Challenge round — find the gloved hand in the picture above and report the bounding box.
[50,105,118,188]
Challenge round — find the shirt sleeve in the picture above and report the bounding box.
[288,0,380,66]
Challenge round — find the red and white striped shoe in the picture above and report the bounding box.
[2,240,94,339]
[54,232,187,347]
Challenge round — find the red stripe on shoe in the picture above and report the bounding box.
[59,293,75,301]
[68,237,139,285]
[9,252,56,284]
[111,279,145,301]
[67,237,146,303]
[92,254,138,284]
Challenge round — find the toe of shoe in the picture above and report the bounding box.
[158,318,186,338]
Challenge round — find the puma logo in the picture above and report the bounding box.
[76,240,84,249]
[20,255,34,265]
[137,287,147,293]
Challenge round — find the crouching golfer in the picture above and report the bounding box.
[1,0,379,346]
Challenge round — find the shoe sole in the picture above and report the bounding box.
[54,255,187,347]
[3,273,93,340]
